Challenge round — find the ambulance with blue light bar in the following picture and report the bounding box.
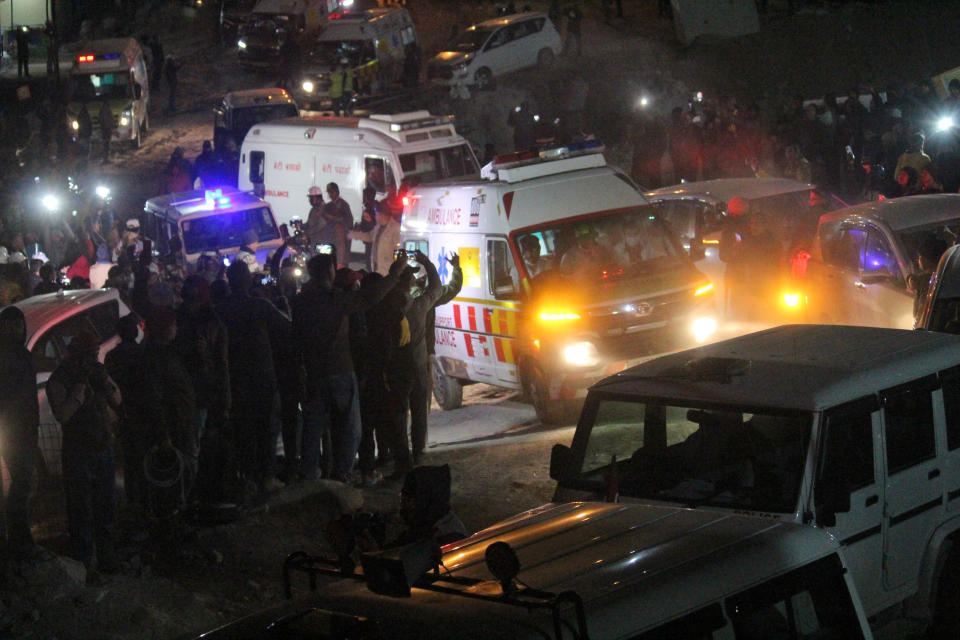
[63,38,150,148]
[401,141,717,424]
[143,188,284,270]
[238,111,479,258]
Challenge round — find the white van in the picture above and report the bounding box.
[551,323,960,635]
[143,188,284,270]
[62,37,150,148]
[401,142,717,424]
[238,111,479,253]
[291,7,418,108]
[195,502,873,639]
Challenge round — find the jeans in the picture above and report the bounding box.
[62,444,116,565]
[302,372,360,482]
[408,357,430,457]
[0,437,37,553]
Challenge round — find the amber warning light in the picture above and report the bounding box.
[78,54,95,63]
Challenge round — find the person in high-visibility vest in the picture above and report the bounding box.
[329,64,344,116]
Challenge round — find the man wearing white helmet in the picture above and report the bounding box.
[304,186,326,246]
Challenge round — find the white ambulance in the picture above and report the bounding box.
[401,142,717,424]
[238,111,479,257]
[62,37,150,148]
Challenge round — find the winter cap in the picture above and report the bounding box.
[30,251,49,263]
[308,186,323,197]
[67,330,100,356]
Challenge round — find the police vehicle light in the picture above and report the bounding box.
[95,185,111,199]
[692,317,717,343]
[42,195,59,212]
[563,341,600,367]
[77,54,95,63]
[237,39,247,49]
[937,116,954,132]
[204,189,231,208]
[302,80,315,93]
[694,283,713,296]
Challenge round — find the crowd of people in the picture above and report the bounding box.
[629,78,960,203]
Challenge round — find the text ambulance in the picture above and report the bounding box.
[238,111,478,258]
[401,142,718,424]
[63,37,150,148]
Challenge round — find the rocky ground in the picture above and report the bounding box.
[5,1,960,637]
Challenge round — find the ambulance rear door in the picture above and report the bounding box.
[484,235,521,386]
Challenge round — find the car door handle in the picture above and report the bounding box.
[929,468,941,480]
[865,494,879,507]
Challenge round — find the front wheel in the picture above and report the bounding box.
[932,548,960,639]
[522,364,574,426]
[432,357,463,410]
[474,67,494,91]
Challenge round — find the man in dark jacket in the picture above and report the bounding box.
[47,330,122,576]
[403,253,442,466]
[292,252,406,482]
[104,313,146,512]
[0,307,40,566]
[216,261,289,497]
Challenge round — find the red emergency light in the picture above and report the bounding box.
[77,54,95,63]
[329,12,343,19]
[491,150,538,169]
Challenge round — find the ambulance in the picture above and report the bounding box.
[401,142,718,424]
[291,7,418,109]
[238,111,479,257]
[62,37,150,148]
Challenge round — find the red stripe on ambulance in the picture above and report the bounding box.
[483,308,492,333]
[494,337,505,363]
[467,306,477,331]
[453,305,462,329]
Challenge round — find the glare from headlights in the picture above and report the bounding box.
[540,311,581,321]
[119,116,129,126]
[694,283,713,296]
[95,185,111,199]
[563,342,600,367]
[237,39,247,49]
[782,292,801,307]
[42,195,59,212]
[692,317,717,343]
[302,80,315,93]
[937,116,954,132]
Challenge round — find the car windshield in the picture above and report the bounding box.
[446,27,494,52]
[69,72,130,101]
[306,40,364,66]
[514,207,686,282]
[181,207,280,253]
[573,397,812,513]
[230,104,298,134]
[398,144,479,185]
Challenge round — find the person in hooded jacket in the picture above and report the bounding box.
[0,307,40,566]
[47,330,122,576]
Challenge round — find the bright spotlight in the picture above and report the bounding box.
[42,195,59,212]
[937,116,955,132]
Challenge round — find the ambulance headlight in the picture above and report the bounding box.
[237,39,247,49]
[563,341,600,368]
[301,80,315,93]
[692,317,717,343]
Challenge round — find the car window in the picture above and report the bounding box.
[87,300,120,339]
[882,377,937,474]
[485,27,509,50]
[820,397,876,491]
[942,366,960,450]
[31,312,100,373]
[863,228,900,281]
[487,237,518,299]
[821,225,864,271]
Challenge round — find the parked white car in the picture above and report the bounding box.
[427,12,561,91]
[9,289,130,476]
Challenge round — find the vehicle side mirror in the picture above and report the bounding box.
[688,240,706,261]
[134,83,142,100]
[549,443,572,480]
[494,283,516,299]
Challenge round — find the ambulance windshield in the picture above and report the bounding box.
[181,206,280,253]
[399,144,479,184]
[70,72,131,102]
[515,207,686,281]
[574,397,813,513]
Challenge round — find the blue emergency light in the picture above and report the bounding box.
[204,189,231,208]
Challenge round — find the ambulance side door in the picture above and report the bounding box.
[485,236,521,387]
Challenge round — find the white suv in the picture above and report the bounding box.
[427,12,561,90]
